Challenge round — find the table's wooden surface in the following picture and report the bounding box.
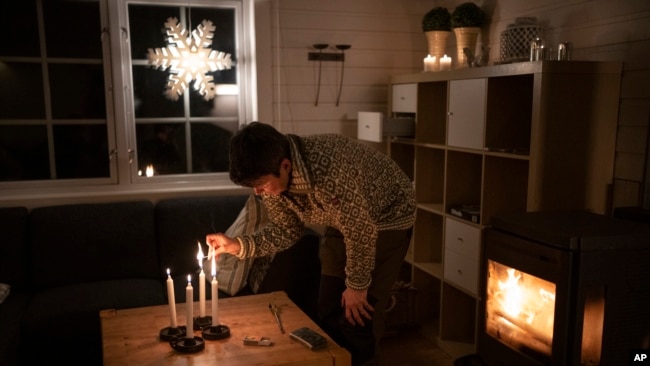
[101,291,351,366]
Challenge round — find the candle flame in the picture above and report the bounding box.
[145,164,154,177]
[187,274,191,283]
[167,268,171,276]
[196,242,204,269]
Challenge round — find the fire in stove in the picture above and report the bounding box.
[485,260,556,360]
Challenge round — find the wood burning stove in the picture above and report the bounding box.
[479,211,650,366]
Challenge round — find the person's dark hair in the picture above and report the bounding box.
[229,122,290,187]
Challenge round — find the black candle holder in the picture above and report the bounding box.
[170,336,205,353]
[159,325,187,341]
[202,324,231,340]
[193,316,212,330]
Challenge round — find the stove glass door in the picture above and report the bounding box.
[485,259,556,362]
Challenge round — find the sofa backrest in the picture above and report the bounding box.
[0,206,30,291]
[28,200,158,289]
[156,195,247,278]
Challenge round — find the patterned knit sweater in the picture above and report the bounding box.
[236,134,416,290]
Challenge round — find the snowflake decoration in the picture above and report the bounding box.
[147,17,232,101]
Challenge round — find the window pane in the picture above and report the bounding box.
[53,125,110,179]
[0,62,46,119]
[128,5,181,56]
[132,65,184,118]
[0,1,40,57]
[191,87,239,118]
[189,77,239,118]
[0,125,49,181]
[49,63,106,119]
[43,0,102,59]
[191,122,235,173]
[136,123,187,175]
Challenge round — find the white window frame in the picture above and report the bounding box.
[110,0,257,189]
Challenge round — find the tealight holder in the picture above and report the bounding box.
[202,324,231,340]
[170,336,205,353]
[159,325,187,341]
[194,316,213,330]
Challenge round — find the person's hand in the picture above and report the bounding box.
[341,287,374,326]
[205,233,240,259]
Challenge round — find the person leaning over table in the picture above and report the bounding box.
[206,122,416,366]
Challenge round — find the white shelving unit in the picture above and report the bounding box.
[387,61,622,359]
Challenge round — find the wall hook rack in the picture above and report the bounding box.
[308,43,345,62]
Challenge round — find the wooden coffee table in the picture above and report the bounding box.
[101,291,351,365]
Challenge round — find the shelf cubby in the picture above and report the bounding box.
[412,266,441,343]
[485,74,534,152]
[412,208,443,278]
[390,140,415,182]
[445,151,483,219]
[416,81,447,145]
[415,146,444,206]
[482,155,529,225]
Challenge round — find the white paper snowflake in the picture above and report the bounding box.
[147,17,232,101]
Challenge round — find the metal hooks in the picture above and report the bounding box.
[335,44,350,107]
[313,44,328,106]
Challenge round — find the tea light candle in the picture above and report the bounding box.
[211,256,218,325]
[440,55,452,70]
[166,268,177,328]
[197,243,206,317]
[423,54,436,72]
[186,274,193,338]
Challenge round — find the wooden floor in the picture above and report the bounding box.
[378,328,455,366]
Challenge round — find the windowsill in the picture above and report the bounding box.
[0,179,250,209]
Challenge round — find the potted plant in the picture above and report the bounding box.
[422,7,451,60]
[451,2,486,68]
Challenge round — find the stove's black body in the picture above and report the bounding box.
[479,210,650,366]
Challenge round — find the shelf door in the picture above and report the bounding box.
[448,79,486,150]
[392,83,417,113]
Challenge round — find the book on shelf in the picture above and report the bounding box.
[450,205,480,223]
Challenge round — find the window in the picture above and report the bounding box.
[0,0,256,196]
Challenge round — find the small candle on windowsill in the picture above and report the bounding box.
[186,274,193,338]
[440,54,452,70]
[423,54,437,72]
[166,268,177,328]
[211,256,218,326]
[197,242,206,318]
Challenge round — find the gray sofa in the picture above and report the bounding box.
[0,195,320,365]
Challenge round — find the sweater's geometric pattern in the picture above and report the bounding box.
[237,134,416,290]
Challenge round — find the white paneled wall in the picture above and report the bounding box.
[256,0,650,210]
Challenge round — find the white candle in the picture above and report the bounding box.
[440,54,452,70]
[423,54,437,72]
[211,256,218,326]
[197,242,206,317]
[166,268,178,328]
[186,274,193,338]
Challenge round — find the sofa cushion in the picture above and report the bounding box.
[28,201,158,289]
[0,292,30,366]
[20,279,165,364]
[156,195,248,281]
[212,194,271,295]
[0,206,29,291]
